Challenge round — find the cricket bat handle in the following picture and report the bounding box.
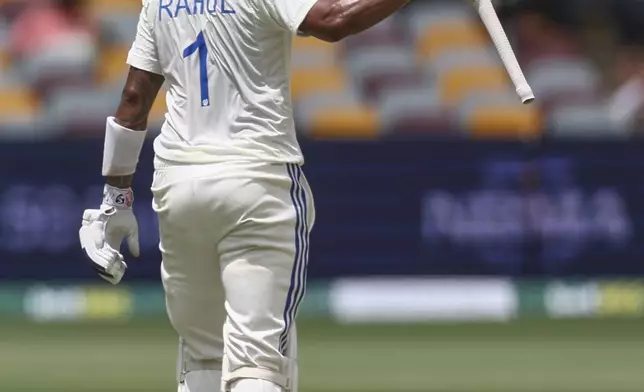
[472,0,535,104]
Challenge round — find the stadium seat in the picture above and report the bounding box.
[408,2,475,36]
[22,36,96,82]
[440,66,508,105]
[21,36,96,99]
[0,68,23,88]
[548,104,626,138]
[97,46,131,85]
[466,104,542,139]
[416,22,487,62]
[527,58,601,102]
[292,37,336,69]
[290,68,347,101]
[344,18,404,50]
[0,19,9,70]
[293,36,335,52]
[89,0,142,13]
[539,90,599,117]
[43,87,120,134]
[99,12,141,45]
[344,45,418,102]
[0,48,9,71]
[0,86,37,118]
[309,105,380,139]
[295,90,359,126]
[0,80,44,139]
[292,50,336,70]
[428,48,499,76]
[379,86,454,135]
[364,70,423,104]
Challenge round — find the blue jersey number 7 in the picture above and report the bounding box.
[183,31,210,107]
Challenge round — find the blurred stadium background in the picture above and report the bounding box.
[1,0,644,391]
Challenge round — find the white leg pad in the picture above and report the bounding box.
[283,323,298,392]
[176,338,223,392]
[229,378,282,392]
[179,370,223,392]
[222,324,298,392]
[223,366,289,391]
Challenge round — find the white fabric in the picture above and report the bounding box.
[127,0,319,165]
[102,117,147,176]
[222,323,297,391]
[178,370,223,392]
[284,324,298,392]
[128,0,163,75]
[229,379,283,392]
[260,0,319,33]
[151,160,314,392]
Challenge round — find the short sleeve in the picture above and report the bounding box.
[126,0,162,75]
[260,0,320,34]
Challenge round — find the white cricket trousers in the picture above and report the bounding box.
[151,157,314,392]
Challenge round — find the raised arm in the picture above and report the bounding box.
[299,0,410,42]
[105,66,164,189]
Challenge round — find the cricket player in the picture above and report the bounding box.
[78,0,409,391]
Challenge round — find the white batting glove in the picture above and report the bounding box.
[79,185,139,284]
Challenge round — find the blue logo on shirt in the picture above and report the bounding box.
[160,0,235,20]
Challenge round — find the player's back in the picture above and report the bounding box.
[130,0,306,165]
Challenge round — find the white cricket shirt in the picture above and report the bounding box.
[126,0,318,164]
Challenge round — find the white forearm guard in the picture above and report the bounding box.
[102,117,147,176]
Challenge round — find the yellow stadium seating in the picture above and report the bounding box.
[309,105,380,139]
[467,105,542,139]
[293,36,335,53]
[0,49,9,71]
[97,46,131,85]
[0,87,37,117]
[292,36,337,68]
[88,0,141,13]
[290,68,346,101]
[440,66,508,105]
[417,22,487,62]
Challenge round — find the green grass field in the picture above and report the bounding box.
[1,318,643,392]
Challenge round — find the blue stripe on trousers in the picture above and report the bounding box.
[289,166,310,331]
[279,163,309,354]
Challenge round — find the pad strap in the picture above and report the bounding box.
[102,117,147,176]
[223,367,290,391]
